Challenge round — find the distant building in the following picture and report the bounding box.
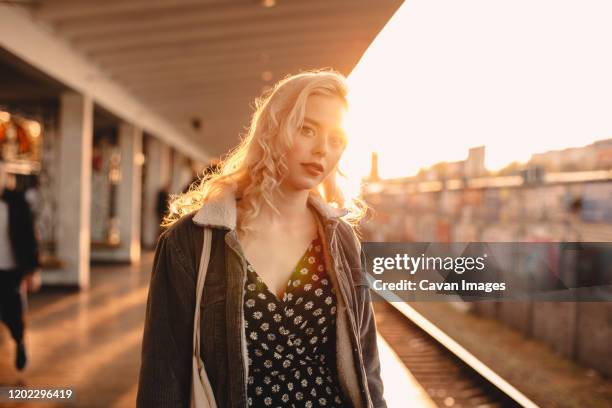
[530,138,612,172]
[465,146,486,178]
[420,145,485,181]
[445,160,465,179]
[368,152,380,181]
[593,138,612,169]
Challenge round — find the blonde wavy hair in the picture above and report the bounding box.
[162,68,368,236]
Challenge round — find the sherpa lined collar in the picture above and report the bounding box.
[192,185,348,230]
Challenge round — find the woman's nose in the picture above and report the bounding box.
[313,134,329,156]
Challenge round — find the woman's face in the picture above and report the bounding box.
[282,94,347,192]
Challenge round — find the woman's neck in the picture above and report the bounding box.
[236,183,318,239]
[264,188,311,227]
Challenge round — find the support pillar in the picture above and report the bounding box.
[50,92,93,288]
[117,123,143,262]
[91,123,143,262]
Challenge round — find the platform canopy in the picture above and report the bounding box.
[0,0,402,161]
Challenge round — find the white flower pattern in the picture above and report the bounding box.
[243,234,344,407]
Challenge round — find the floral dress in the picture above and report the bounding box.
[243,233,347,408]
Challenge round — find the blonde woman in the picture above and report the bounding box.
[136,69,386,408]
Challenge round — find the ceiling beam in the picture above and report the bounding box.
[111,48,361,85]
[0,4,211,162]
[123,60,354,98]
[90,27,377,67]
[165,107,254,124]
[141,82,264,98]
[126,74,268,99]
[136,56,355,93]
[55,0,385,39]
[76,11,387,55]
[101,35,369,77]
[79,31,373,79]
[132,78,351,110]
[147,95,253,113]
[35,0,230,22]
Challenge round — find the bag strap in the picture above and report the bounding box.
[193,227,213,369]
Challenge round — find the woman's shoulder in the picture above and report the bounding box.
[334,219,369,285]
[157,210,207,271]
[335,219,362,262]
[336,218,361,248]
[162,210,201,240]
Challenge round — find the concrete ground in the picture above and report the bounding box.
[0,256,150,408]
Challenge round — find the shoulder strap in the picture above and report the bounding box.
[193,227,213,364]
[191,227,217,408]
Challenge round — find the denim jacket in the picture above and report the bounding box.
[136,189,386,408]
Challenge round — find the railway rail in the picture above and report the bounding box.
[372,285,539,408]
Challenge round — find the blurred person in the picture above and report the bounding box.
[137,69,386,407]
[0,160,41,371]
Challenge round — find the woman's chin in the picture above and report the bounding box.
[282,177,321,192]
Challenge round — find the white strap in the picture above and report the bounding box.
[193,227,212,355]
[191,228,217,408]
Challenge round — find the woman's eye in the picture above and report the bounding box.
[301,126,315,137]
[330,135,345,147]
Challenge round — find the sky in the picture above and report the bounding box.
[341,0,612,182]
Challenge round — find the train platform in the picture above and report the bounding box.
[0,252,435,408]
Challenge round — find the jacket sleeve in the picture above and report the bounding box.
[136,232,196,408]
[357,247,388,408]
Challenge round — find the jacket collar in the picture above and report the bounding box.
[192,185,348,230]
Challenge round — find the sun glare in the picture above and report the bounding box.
[341,0,612,187]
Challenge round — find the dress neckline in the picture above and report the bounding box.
[246,234,320,302]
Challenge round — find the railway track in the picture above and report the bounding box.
[372,295,539,408]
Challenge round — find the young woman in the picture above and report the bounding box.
[137,69,386,408]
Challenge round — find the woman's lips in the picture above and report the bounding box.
[301,163,324,176]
